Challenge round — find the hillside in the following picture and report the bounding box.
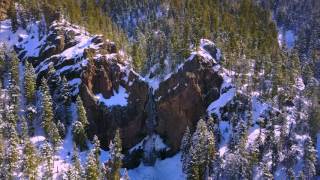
[0,0,319,179]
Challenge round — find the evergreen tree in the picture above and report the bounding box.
[24,61,37,104]
[72,121,88,151]
[41,141,54,180]
[20,117,29,141]
[71,144,83,179]
[303,137,317,178]
[181,126,191,173]
[40,78,53,134]
[50,122,62,148]
[76,96,89,129]
[92,135,101,164]
[57,120,66,139]
[8,0,18,32]
[10,52,19,86]
[23,140,40,180]
[40,78,61,146]
[108,129,122,180]
[85,151,100,180]
[6,128,19,179]
[187,119,215,180]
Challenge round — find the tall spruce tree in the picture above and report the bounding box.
[85,151,100,180]
[72,121,88,151]
[108,129,122,180]
[187,119,215,180]
[23,139,40,179]
[41,141,54,179]
[71,144,83,179]
[40,78,61,146]
[303,137,317,178]
[6,127,19,179]
[24,61,37,104]
[76,96,89,129]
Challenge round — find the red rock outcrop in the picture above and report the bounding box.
[80,50,149,150]
[155,54,223,152]
[15,20,224,155]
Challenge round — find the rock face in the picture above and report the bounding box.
[15,21,150,150]
[15,19,224,155]
[80,53,150,149]
[0,0,11,21]
[155,54,223,152]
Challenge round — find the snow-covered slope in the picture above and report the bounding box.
[0,16,316,179]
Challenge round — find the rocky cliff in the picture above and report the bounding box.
[13,19,224,155]
[155,54,223,152]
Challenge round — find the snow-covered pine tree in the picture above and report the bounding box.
[108,129,122,180]
[5,127,19,179]
[72,121,88,151]
[71,144,83,179]
[41,141,54,179]
[77,96,89,129]
[40,78,53,133]
[187,119,215,180]
[181,126,191,173]
[7,0,18,32]
[92,135,101,164]
[55,76,72,125]
[9,51,19,87]
[50,122,61,148]
[60,77,71,104]
[40,78,61,147]
[24,61,36,104]
[303,137,317,178]
[85,151,100,180]
[23,139,40,179]
[20,117,29,141]
[57,120,66,139]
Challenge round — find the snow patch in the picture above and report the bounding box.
[128,153,185,180]
[95,86,128,106]
[129,134,169,153]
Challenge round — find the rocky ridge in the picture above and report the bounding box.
[11,19,225,157]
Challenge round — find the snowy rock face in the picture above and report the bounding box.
[11,18,225,155]
[12,20,150,150]
[155,54,223,152]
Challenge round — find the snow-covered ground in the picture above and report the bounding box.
[278,29,296,49]
[128,153,185,180]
